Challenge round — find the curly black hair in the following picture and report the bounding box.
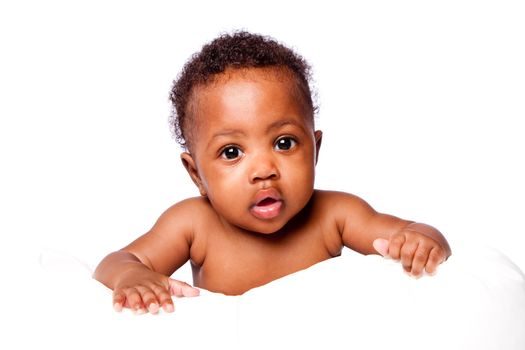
[169,31,318,149]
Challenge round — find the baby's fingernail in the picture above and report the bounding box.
[148,303,159,314]
[163,303,174,313]
[427,270,437,276]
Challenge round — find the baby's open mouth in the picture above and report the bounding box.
[251,190,283,220]
[257,197,278,206]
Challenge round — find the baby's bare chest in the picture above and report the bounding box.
[191,223,343,295]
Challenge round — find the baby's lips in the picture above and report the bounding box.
[250,188,283,220]
[253,188,282,206]
[251,200,282,219]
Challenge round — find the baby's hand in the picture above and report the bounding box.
[112,268,199,314]
[372,226,449,278]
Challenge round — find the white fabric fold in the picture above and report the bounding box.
[4,245,524,350]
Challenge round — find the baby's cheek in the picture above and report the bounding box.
[285,177,315,212]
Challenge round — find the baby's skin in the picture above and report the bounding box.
[94,67,451,314]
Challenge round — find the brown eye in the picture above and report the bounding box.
[275,137,296,151]
[221,146,243,160]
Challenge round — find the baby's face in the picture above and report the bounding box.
[183,68,321,234]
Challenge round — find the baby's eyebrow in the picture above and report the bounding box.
[208,129,246,148]
[211,129,246,139]
[266,119,307,133]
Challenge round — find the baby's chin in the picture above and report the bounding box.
[230,215,291,235]
[237,221,286,235]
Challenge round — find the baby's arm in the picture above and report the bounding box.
[93,200,200,314]
[331,192,451,277]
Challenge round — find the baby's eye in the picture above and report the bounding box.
[274,137,297,151]
[220,146,244,160]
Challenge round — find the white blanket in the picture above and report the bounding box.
[4,245,525,350]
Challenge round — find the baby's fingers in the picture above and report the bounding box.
[399,239,419,274]
[168,279,200,298]
[112,290,126,312]
[409,245,432,278]
[112,286,164,314]
[150,283,174,313]
[136,286,161,314]
[372,238,389,257]
[112,287,146,314]
[425,246,446,275]
[386,234,406,261]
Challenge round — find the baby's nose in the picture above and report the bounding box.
[250,154,280,183]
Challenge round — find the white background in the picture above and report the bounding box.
[1,0,524,278]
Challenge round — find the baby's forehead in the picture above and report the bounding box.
[190,67,311,114]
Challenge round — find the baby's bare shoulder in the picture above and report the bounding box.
[311,189,377,225]
[163,196,212,215]
[312,189,370,209]
[149,197,214,232]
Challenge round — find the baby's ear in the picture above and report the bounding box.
[314,130,323,164]
[180,152,207,196]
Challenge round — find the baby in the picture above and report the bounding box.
[94,31,451,314]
